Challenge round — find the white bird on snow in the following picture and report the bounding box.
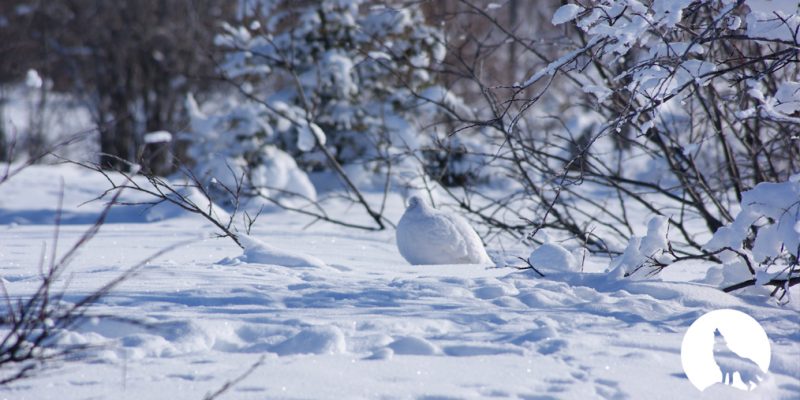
[396,195,493,265]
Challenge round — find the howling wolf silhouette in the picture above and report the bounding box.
[713,328,764,389]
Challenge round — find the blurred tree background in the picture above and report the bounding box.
[0,0,237,173]
[1,0,796,292]
[0,0,562,174]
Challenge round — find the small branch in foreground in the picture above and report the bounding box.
[67,157,245,249]
[202,355,266,400]
[0,188,192,385]
[722,277,800,294]
[516,256,546,278]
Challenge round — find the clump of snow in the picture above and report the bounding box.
[419,86,475,120]
[472,278,520,299]
[609,216,670,278]
[552,4,582,25]
[246,146,317,201]
[706,178,800,262]
[703,177,799,293]
[143,130,173,144]
[297,122,326,152]
[486,3,503,11]
[640,216,669,256]
[648,41,705,58]
[528,243,579,272]
[387,336,440,355]
[25,69,43,88]
[582,85,613,102]
[272,326,346,355]
[739,80,800,123]
[745,0,800,42]
[652,0,694,27]
[236,234,327,269]
[320,52,358,99]
[773,81,800,114]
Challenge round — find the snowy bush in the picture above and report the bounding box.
[0,0,235,173]
[428,0,799,264]
[549,0,798,247]
[705,175,800,294]
[212,0,450,172]
[609,216,671,278]
[184,94,317,204]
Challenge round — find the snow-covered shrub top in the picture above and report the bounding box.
[540,0,800,126]
[610,216,670,278]
[184,94,317,203]
[214,0,450,170]
[706,175,800,262]
[510,0,799,254]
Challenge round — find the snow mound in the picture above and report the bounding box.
[78,319,216,360]
[387,336,440,355]
[184,93,318,202]
[396,196,492,265]
[472,278,520,299]
[237,234,327,269]
[364,347,394,360]
[250,146,317,201]
[528,243,579,272]
[272,326,346,356]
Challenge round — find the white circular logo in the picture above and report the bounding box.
[681,309,770,391]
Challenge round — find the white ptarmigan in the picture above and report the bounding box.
[396,196,493,265]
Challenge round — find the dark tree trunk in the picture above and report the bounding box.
[99,88,135,171]
[0,126,6,162]
[0,89,7,162]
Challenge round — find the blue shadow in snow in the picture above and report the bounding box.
[0,203,185,225]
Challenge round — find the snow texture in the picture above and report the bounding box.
[272,326,346,355]
[528,242,579,272]
[235,234,327,269]
[0,165,798,399]
[396,196,493,265]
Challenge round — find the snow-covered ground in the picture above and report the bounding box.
[0,165,798,399]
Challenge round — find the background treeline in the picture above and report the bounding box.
[0,0,235,172]
[1,0,797,296]
[0,0,557,174]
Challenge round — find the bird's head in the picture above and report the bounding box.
[407,195,425,209]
